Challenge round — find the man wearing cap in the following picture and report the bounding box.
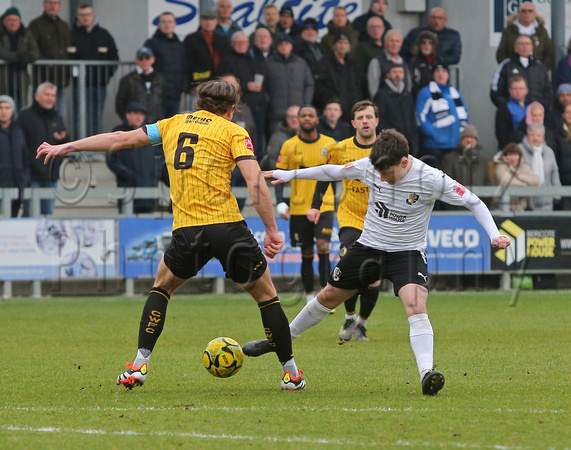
[313,33,362,122]
[184,9,230,90]
[0,7,40,108]
[0,95,28,217]
[265,33,314,133]
[294,18,323,71]
[277,5,302,39]
[106,101,164,214]
[144,12,188,118]
[214,0,242,43]
[353,0,392,41]
[443,125,492,198]
[115,47,165,123]
[416,64,469,168]
[71,3,119,136]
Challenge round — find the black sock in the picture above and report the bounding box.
[258,297,293,363]
[359,286,379,319]
[318,251,330,288]
[301,255,314,294]
[138,287,170,351]
[344,293,359,315]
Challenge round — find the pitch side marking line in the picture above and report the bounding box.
[2,425,534,449]
[1,406,565,414]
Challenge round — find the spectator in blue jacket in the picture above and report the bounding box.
[0,95,27,217]
[416,64,469,168]
[401,7,461,66]
[554,38,571,91]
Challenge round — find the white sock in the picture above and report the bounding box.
[281,357,299,377]
[357,316,368,327]
[134,348,151,367]
[408,313,434,381]
[305,293,314,304]
[289,297,332,339]
[345,313,357,321]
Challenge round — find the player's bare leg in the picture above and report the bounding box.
[242,268,305,390]
[117,258,187,389]
[398,283,444,395]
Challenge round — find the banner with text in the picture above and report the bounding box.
[0,219,116,281]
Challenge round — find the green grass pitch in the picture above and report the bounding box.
[1,291,569,448]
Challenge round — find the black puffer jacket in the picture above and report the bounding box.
[115,70,164,123]
[491,53,552,108]
[71,19,119,86]
[0,123,28,188]
[555,124,571,185]
[144,29,188,99]
[184,29,230,89]
[217,49,269,112]
[18,101,67,182]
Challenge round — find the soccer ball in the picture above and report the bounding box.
[202,337,244,378]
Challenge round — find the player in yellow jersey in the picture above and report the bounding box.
[307,101,380,342]
[275,105,336,303]
[36,80,305,391]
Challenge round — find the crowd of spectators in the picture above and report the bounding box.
[1,0,571,216]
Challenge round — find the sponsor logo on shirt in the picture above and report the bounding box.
[454,182,466,197]
[375,201,407,223]
[245,136,254,152]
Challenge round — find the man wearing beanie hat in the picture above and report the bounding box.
[320,7,359,52]
[0,7,40,108]
[293,18,323,71]
[443,124,493,203]
[277,5,302,39]
[0,95,28,217]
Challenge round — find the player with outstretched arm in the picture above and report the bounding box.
[243,129,511,395]
[36,80,306,391]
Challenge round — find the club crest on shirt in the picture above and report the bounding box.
[332,266,341,281]
[244,136,254,152]
[454,182,466,197]
[321,147,328,157]
[406,193,419,205]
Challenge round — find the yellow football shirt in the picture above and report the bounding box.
[327,137,372,230]
[153,110,256,229]
[276,134,336,216]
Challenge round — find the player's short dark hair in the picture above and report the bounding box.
[298,104,318,116]
[369,129,409,171]
[351,100,379,120]
[194,79,241,115]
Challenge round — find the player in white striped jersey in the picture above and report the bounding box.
[245,129,511,396]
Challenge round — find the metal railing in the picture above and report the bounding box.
[1,59,136,139]
[2,185,571,218]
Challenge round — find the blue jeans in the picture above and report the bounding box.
[23,180,58,216]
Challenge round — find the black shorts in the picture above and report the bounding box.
[329,242,429,296]
[338,226,362,258]
[163,221,267,284]
[290,211,334,247]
